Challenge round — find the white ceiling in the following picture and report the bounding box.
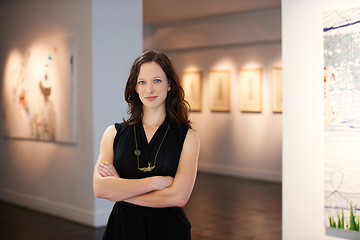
[143,0,281,24]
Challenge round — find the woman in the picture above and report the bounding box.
[93,50,200,240]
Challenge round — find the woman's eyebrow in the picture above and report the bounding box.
[138,75,165,80]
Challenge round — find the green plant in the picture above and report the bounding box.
[329,201,359,232]
[349,202,359,231]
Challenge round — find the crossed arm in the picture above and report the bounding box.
[93,125,200,208]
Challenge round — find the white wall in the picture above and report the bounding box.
[0,0,142,227]
[282,0,360,239]
[145,8,282,182]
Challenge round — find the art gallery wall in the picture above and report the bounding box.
[0,0,94,225]
[282,0,360,239]
[0,0,142,227]
[144,8,282,182]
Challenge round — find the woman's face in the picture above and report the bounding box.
[136,61,170,111]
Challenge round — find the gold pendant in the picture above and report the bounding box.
[138,163,155,172]
[134,122,170,173]
[134,149,141,156]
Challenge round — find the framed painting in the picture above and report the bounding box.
[181,71,202,111]
[1,37,76,143]
[271,67,283,113]
[238,68,262,112]
[323,7,360,237]
[209,70,230,112]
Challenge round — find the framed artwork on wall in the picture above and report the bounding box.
[323,7,360,237]
[1,37,76,143]
[209,70,231,112]
[238,68,262,112]
[181,71,202,111]
[271,67,283,113]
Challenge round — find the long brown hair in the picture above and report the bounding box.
[124,50,191,128]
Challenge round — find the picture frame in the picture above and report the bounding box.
[271,67,283,113]
[181,71,202,111]
[1,37,76,143]
[209,70,231,112]
[238,68,262,112]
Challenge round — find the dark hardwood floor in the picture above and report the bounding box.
[0,173,281,240]
[185,173,282,240]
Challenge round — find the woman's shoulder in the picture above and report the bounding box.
[181,128,200,156]
[171,122,199,144]
[185,128,199,143]
[102,122,129,140]
[113,122,135,143]
[100,125,117,146]
[114,122,127,132]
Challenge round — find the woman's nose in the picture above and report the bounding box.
[146,83,154,93]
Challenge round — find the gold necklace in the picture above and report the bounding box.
[133,122,170,172]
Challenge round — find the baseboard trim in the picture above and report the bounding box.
[0,188,106,227]
[198,161,282,182]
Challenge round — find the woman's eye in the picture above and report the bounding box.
[138,80,145,85]
[154,79,161,83]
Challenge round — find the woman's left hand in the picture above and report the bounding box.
[98,161,120,178]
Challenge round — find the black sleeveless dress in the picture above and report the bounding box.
[102,116,191,240]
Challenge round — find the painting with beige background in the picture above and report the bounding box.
[182,71,202,111]
[238,68,262,112]
[209,70,230,111]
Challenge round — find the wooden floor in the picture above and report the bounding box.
[0,173,282,240]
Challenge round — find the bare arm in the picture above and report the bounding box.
[93,125,173,202]
[124,129,200,208]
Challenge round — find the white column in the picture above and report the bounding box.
[92,0,143,227]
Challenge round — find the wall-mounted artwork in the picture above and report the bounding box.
[1,37,76,143]
[182,71,202,111]
[271,67,282,113]
[209,70,230,112]
[238,68,262,112]
[323,8,360,235]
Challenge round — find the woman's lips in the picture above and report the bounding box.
[145,96,157,101]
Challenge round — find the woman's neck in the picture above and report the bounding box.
[142,107,166,127]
